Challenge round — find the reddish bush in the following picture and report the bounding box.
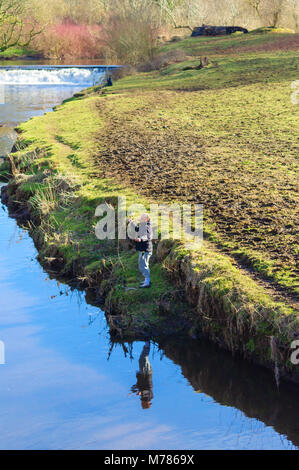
[34,21,104,60]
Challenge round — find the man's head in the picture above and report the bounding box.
[141,400,152,409]
[140,213,150,223]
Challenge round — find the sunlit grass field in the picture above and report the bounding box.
[96,33,299,299]
[3,32,298,320]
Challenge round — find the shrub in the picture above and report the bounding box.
[138,49,188,72]
[111,66,137,81]
[169,36,183,42]
[249,26,295,34]
[33,21,104,60]
[103,2,159,65]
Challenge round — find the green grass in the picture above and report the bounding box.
[112,51,299,92]
[109,31,298,93]
[3,97,179,319]
[0,46,39,59]
[161,31,298,56]
[91,65,298,298]
[1,32,298,347]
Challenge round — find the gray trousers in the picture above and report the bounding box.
[138,252,152,280]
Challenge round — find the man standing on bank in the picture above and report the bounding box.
[128,213,153,288]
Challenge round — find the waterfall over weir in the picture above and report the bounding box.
[0,65,119,86]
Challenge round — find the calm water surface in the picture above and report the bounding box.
[0,62,298,450]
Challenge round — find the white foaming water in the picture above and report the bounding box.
[0,67,105,86]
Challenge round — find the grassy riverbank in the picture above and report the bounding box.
[0,46,41,60]
[1,31,298,383]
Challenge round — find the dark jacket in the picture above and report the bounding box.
[133,221,153,253]
[131,342,153,409]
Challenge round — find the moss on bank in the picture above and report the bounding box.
[1,32,298,383]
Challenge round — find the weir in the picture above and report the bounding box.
[0,65,120,86]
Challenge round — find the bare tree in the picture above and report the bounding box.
[288,0,299,30]
[246,0,264,17]
[154,0,192,31]
[263,0,286,27]
[226,0,244,25]
[0,0,43,52]
[154,0,210,31]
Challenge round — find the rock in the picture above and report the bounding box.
[182,57,209,71]
[191,25,248,37]
[170,36,182,43]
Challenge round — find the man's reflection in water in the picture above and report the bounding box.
[131,341,153,409]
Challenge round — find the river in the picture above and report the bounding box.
[0,62,298,450]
